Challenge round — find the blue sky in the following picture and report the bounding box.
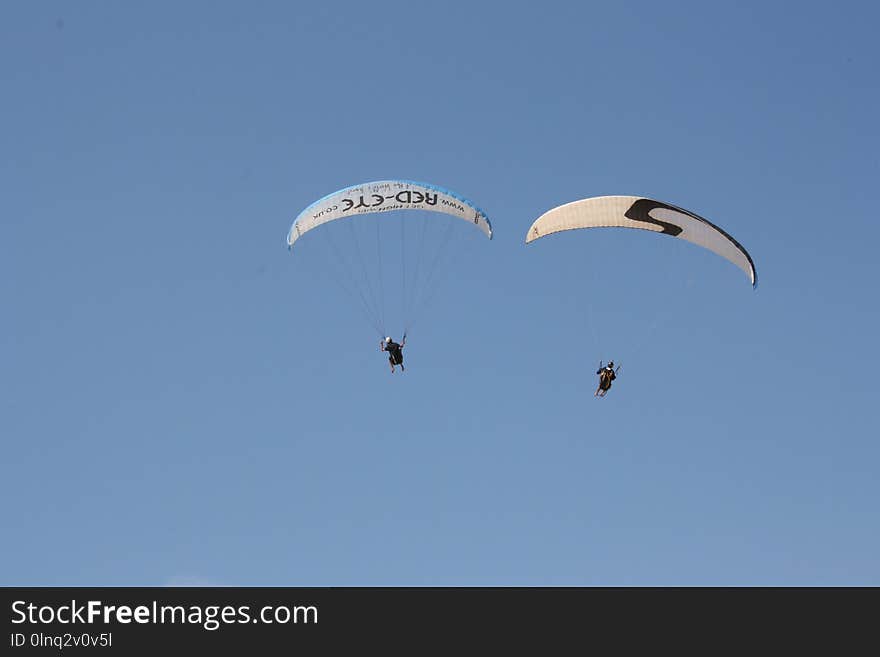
[2,1,878,585]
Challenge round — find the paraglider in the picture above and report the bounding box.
[595,361,619,397]
[381,335,406,373]
[288,180,492,372]
[526,196,756,397]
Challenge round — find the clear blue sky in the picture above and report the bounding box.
[2,1,878,586]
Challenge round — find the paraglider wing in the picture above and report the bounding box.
[286,179,492,339]
[288,179,492,249]
[525,196,756,287]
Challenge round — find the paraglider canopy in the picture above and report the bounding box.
[288,180,492,249]
[286,179,493,340]
[526,196,756,287]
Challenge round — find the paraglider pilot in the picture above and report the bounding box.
[381,335,406,373]
[595,360,617,397]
